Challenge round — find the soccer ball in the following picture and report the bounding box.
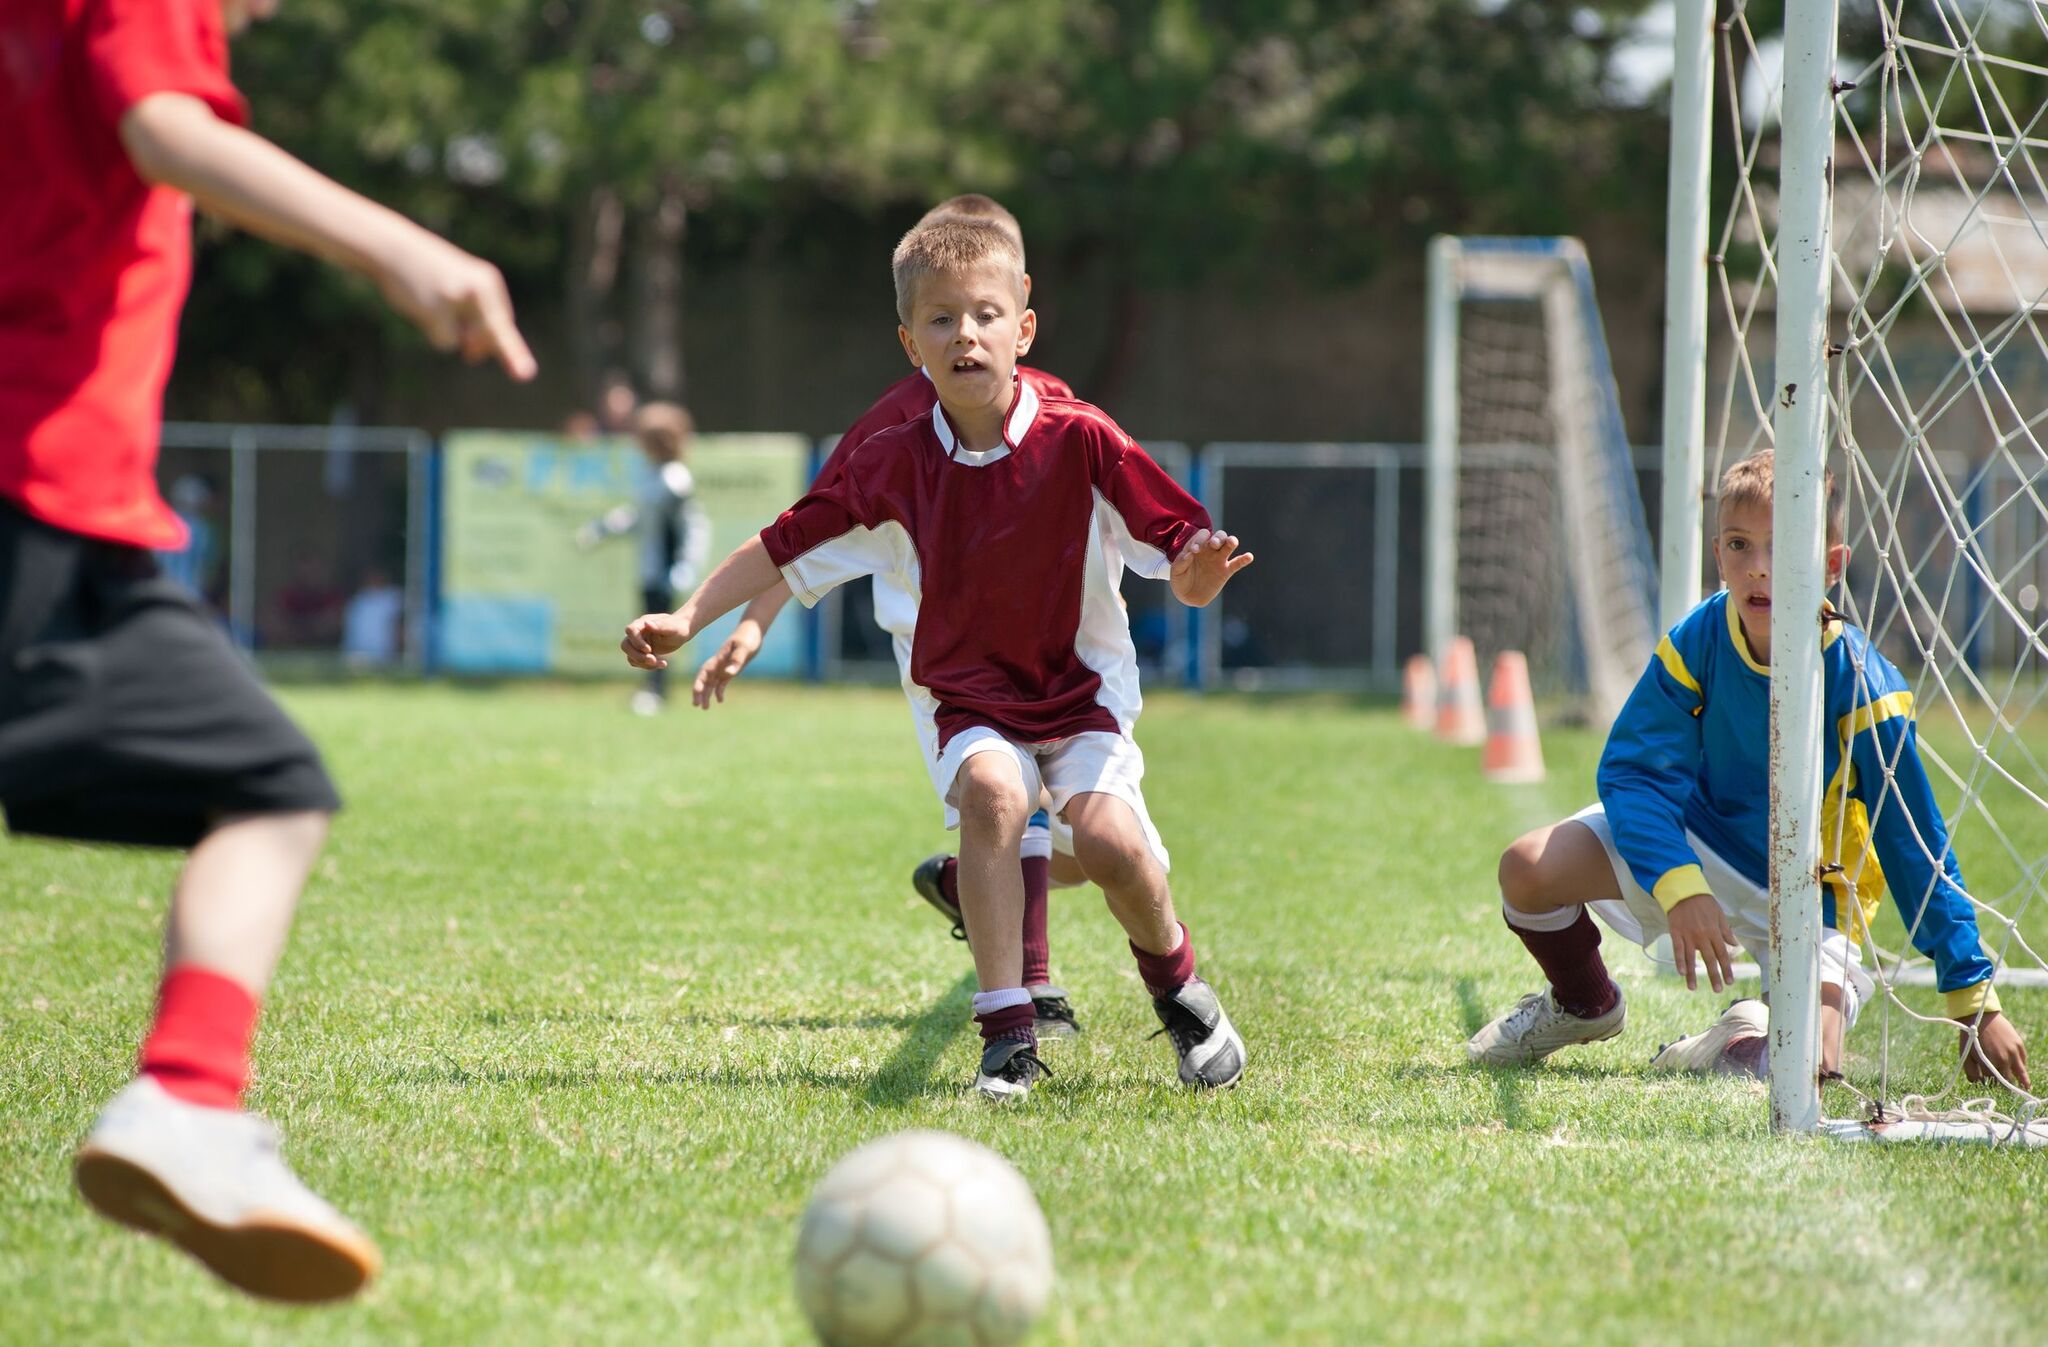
[794,1129,1054,1347]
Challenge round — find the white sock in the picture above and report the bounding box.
[971,987,1032,1016]
[1019,823,1052,861]
[1502,899,1585,933]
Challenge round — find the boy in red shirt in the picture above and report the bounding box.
[2,0,533,1302]
[691,195,1089,1040]
[626,216,1252,1100]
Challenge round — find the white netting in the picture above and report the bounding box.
[1455,298,1575,690]
[1711,0,2048,1134]
[1444,244,1660,722]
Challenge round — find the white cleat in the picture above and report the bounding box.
[1650,998,1769,1074]
[73,1077,381,1303]
[1465,987,1626,1066]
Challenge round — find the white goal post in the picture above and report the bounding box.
[1668,0,2048,1143]
[1424,236,1661,725]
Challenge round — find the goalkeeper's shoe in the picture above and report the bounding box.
[73,1077,381,1303]
[974,1039,1049,1102]
[911,853,967,941]
[1650,998,1769,1074]
[1464,987,1627,1067]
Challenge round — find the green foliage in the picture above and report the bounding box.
[172,0,1669,420]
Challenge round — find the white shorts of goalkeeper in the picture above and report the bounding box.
[1569,801,1872,1030]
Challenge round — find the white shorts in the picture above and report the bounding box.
[1571,803,1872,1018]
[897,637,1075,855]
[936,726,1169,871]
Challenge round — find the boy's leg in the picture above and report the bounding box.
[0,512,377,1301]
[1063,783,1245,1089]
[949,742,1052,1100]
[1466,817,1629,1066]
[637,582,672,709]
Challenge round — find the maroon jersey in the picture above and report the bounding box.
[762,379,1206,748]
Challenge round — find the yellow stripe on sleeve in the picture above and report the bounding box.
[1946,980,2003,1019]
[1655,636,1702,700]
[1653,864,1713,913]
[1837,690,1914,741]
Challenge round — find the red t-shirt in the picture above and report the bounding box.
[814,365,1075,488]
[763,380,1206,748]
[0,0,247,548]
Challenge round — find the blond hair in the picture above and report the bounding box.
[632,401,695,461]
[916,194,1025,263]
[891,216,1026,325]
[1717,448,1844,544]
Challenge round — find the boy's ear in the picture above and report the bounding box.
[1825,541,1851,585]
[1015,307,1037,358]
[898,324,922,369]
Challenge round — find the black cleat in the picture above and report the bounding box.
[1028,985,1082,1039]
[1150,977,1247,1089]
[974,1038,1050,1102]
[911,853,967,940]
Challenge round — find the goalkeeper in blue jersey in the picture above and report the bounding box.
[1466,449,2030,1089]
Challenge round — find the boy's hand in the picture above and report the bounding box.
[692,622,764,708]
[1666,892,1736,992]
[1169,528,1254,607]
[622,613,690,669]
[1958,1009,2030,1089]
[369,229,537,381]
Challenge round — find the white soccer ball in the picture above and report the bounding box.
[795,1129,1054,1347]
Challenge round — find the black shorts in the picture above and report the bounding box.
[0,502,340,848]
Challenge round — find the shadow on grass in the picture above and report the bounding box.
[1457,976,1527,1131]
[406,972,979,1105]
[861,971,976,1108]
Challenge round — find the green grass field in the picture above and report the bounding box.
[2,682,2043,1347]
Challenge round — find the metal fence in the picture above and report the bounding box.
[156,422,433,671]
[154,425,1666,691]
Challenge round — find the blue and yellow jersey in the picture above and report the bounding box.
[1595,591,1998,1017]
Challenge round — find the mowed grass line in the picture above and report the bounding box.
[0,682,2041,1347]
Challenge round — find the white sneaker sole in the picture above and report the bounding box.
[973,1074,1035,1103]
[75,1147,381,1303]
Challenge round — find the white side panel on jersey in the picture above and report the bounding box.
[780,520,914,608]
[1072,489,1150,733]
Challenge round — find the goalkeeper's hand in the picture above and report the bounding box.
[1957,1008,2030,1090]
[1665,892,1736,993]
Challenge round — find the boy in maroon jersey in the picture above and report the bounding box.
[625,217,1252,1099]
[690,195,1090,1041]
[1,0,533,1301]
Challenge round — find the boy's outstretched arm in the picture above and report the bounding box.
[691,583,794,708]
[119,93,535,380]
[1168,528,1254,607]
[623,537,780,670]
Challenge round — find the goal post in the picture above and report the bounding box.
[1674,0,2048,1143]
[1423,235,1660,725]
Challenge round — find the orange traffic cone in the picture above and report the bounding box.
[1402,654,1437,730]
[1483,651,1545,783]
[1434,637,1486,746]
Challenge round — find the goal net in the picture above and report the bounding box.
[1691,0,2048,1141]
[1425,237,1660,725]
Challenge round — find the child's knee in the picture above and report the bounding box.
[1070,814,1152,891]
[957,762,1031,837]
[1497,831,1550,909]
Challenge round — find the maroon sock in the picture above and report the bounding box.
[138,965,259,1110]
[1130,922,1197,998]
[939,857,960,908]
[975,1002,1037,1046]
[1504,909,1617,1019]
[1020,855,1052,987]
